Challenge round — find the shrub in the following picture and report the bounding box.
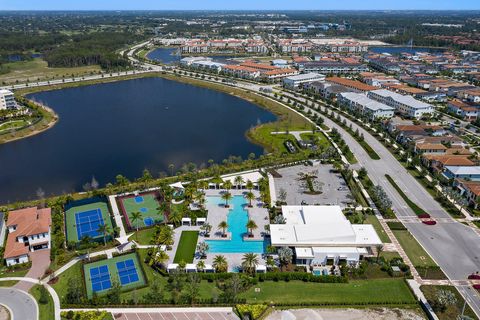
[236,304,268,319]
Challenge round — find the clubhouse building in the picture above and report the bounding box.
[270,205,382,267]
[4,207,51,266]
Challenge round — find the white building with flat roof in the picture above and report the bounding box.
[270,206,382,267]
[338,92,395,120]
[368,89,435,119]
[0,89,16,110]
[283,72,326,89]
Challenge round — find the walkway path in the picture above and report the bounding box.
[109,195,127,238]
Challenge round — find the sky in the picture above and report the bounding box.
[0,0,479,11]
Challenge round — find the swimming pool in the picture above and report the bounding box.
[206,195,267,253]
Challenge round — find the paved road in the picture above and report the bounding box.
[0,287,38,320]
[270,90,480,316]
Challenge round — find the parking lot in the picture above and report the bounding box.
[272,163,353,207]
[113,311,239,320]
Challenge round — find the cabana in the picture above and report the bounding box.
[167,263,179,273]
[181,217,191,226]
[186,263,197,273]
[204,264,215,273]
[196,217,206,226]
[256,265,267,273]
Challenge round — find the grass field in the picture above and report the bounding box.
[0,119,30,132]
[134,227,157,245]
[392,229,436,268]
[65,201,113,244]
[240,279,416,305]
[30,285,54,320]
[0,58,101,85]
[83,252,146,299]
[173,231,199,263]
[365,214,391,243]
[118,192,164,230]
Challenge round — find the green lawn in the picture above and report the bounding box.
[134,227,157,245]
[0,119,30,132]
[392,229,436,268]
[52,261,83,303]
[0,58,101,85]
[421,285,478,320]
[365,215,391,243]
[173,231,199,263]
[240,279,416,305]
[30,285,54,320]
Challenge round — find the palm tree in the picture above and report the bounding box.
[278,247,293,271]
[198,180,209,192]
[246,180,254,191]
[245,191,255,207]
[213,255,228,273]
[196,242,209,258]
[156,226,174,246]
[234,175,244,189]
[246,220,258,238]
[223,180,233,192]
[97,224,111,246]
[221,191,232,208]
[200,222,212,237]
[149,249,169,268]
[169,210,182,227]
[130,211,143,237]
[196,260,206,272]
[241,253,259,275]
[218,221,228,237]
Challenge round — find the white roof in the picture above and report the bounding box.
[203,264,214,270]
[221,171,262,184]
[186,263,197,270]
[167,263,179,270]
[271,205,382,247]
[256,265,267,271]
[284,72,325,81]
[196,217,206,222]
[182,217,191,222]
[0,89,13,95]
[445,166,480,175]
[340,92,394,112]
[295,247,314,258]
[370,89,433,110]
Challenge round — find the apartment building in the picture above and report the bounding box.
[368,89,435,119]
[338,92,395,120]
[283,73,326,89]
[0,89,16,110]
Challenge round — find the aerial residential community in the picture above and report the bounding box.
[1,2,480,320]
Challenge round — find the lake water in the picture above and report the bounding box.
[0,77,276,203]
[147,47,247,65]
[370,46,446,55]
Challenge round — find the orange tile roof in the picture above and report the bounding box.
[240,61,278,71]
[326,77,376,92]
[223,65,259,73]
[4,207,51,259]
[264,68,297,76]
[459,180,480,196]
[423,154,475,166]
[416,143,448,150]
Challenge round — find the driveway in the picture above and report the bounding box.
[0,287,38,320]
[15,249,51,292]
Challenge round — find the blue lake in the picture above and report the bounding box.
[0,77,276,203]
[370,46,446,55]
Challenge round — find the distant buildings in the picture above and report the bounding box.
[0,89,16,110]
[4,207,51,266]
[270,206,381,267]
[298,61,369,75]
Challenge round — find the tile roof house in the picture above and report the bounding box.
[4,207,51,266]
[455,179,480,209]
[422,154,475,173]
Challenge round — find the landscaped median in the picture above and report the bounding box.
[385,174,428,216]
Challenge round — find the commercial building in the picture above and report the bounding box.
[0,89,16,110]
[368,89,435,119]
[283,73,326,89]
[326,77,377,93]
[4,207,51,266]
[338,92,395,120]
[270,206,382,267]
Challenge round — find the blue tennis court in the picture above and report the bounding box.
[139,207,148,213]
[75,208,104,240]
[143,217,154,227]
[116,259,140,285]
[134,196,144,203]
[90,265,111,292]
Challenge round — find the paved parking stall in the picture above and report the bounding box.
[112,311,239,320]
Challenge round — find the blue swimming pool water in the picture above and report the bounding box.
[206,195,267,253]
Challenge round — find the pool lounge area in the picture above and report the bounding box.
[205,195,268,254]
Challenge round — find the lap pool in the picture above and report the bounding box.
[206,195,267,253]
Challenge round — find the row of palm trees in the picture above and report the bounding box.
[211,253,259,274]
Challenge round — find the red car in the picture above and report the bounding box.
[422,220,436,225]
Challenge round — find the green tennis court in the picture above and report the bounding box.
[65,201,113,244]
[117,192,165,230]
[83,252,146,298]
